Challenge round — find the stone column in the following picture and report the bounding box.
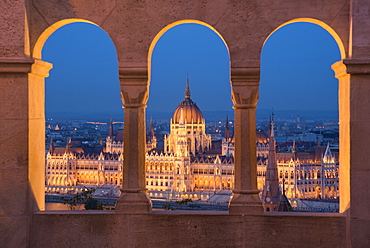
[0,57,51,245]
[229,67,263,215]
[115,65,151,214]
[29,59,53,212]
[332,59,370,247]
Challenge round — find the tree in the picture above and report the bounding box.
[61,188,107,210]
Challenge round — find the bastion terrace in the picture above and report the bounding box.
[0,0,369,247]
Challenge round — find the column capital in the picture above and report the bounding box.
[0,57,52,76]
[31,59,53,77]
[230,66,260,107]
[122,103,147,109]
[232,104,257,110]
[332,58,370,78]
[119,66,149,106]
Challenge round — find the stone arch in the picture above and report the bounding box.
[0,2,363,232]
[33,18,116,60]
[263,18,346,59]
[147,19,230,83]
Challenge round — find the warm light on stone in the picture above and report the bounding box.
[1,0,370,247]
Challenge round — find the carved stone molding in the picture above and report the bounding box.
[343,58,370,75]
[31,59,53,77]
[119,66,149,106]
[231,66,260,84]
[231,66,260,107]
[0,57,34,74]
[333,58,370,78]
[0,57,52,77]
[332,60,348,79]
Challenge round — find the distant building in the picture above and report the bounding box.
[45,79,339,202]
[261,115,280,211]
[257,141,339,200]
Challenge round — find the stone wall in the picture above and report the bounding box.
[1,0,370,247]
[32,211,346,248]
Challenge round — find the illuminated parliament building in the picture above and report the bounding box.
[45,81,339,201]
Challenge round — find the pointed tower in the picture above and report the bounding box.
[185,74,191,99]
[224,115,231,141]
[66,137,72,151]
[108,116,114,138]
[222,115,233,157]
[292,139,297,160]
[48,137,54,155]
[321,142,336,199]
[291,139,299,198]
[276,178,293,211]
[323,142,335,163]
[175,108,188,157]
[261,113,281,212]
[106,117,114,153]
[149,117,155,139]
[174,108,191,192]
[146,116,157,151]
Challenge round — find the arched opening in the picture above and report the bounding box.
[36,19,120,209]
[148,20,231,123]
[260,19,343,113]
[260,18,343,212]
[146,20,231,199]
[42,21,120,120]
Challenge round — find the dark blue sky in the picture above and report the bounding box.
[43,22,341,120]
[260,22,340,112]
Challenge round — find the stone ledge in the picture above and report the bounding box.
[31,211,346,248]
[344,58,370,75]
[333,58,370,77]
[35,210,345,217]
[0,57,34,74]
[0,57,52,76]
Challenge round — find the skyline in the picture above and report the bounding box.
[43,22,341,121]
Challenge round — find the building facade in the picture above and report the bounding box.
[45,83,339,201]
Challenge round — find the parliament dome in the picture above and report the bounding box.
[172,79,204,124]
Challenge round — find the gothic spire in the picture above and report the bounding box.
[270,114,275,138]
[276,178,293,212]
[149,116,155,139]
[66,137,71,153]
[224,115,231,140]
[268,111,275,138]
[323,142,334,163]
[292,139,297,160]
[185,74,191,99]
[108,116,114,138]
[48,137,54,154]
[261,112,280,211]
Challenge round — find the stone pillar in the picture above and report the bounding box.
[0,57,51,245]
[228,66,263,215]
[332,59,370,247]
[115,65,151,214]
[29,59,53,212]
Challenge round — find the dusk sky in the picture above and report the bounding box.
[43,21,341,121]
